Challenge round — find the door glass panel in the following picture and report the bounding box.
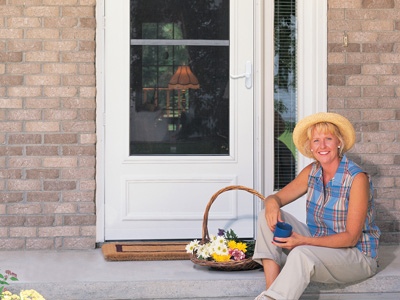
[130,0,229,155]
[274,0,297,189]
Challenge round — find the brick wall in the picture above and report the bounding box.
[328,0,400,243]
[0,0,96,250]
[1,0,399,250]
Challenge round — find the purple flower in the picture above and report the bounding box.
[218,228,225,236]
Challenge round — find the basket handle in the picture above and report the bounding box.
[201,185,266,243]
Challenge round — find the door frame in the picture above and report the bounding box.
[95,0,327,242]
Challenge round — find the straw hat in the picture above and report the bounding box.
[292,112,355,158]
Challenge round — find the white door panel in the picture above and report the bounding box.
[104,0,254,240]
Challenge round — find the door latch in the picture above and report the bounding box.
[230,61,252,89]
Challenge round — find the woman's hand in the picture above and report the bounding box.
[272,231,304,250]
[263,164,311,232]
[264,196,283,232]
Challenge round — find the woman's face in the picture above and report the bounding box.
[310,128,341,164]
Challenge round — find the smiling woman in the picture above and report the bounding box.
[253,112,381,300]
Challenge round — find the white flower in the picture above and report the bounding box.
[185,240,200,253]
[196,244,211,259]
[210,236,228,256]
[209,234,217,241]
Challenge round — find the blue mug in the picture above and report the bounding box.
[273,221,293,242]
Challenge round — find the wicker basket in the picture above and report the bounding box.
[190,185,265,271]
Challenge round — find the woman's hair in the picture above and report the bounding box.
[303,122,345,158]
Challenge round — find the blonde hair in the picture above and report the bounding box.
[303,122,345,158]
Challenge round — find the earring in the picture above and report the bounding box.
[311,149,313,152]
[338,146,341,148]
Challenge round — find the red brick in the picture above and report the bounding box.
[62,145,95,156]
[62,7,95,17]
[43,181,77,191]
[26,238,55,250]
[0,75,23,86]
[0,192,23,203]
[61,237,95,249]
[8,134,42,144]
[63,215,95,226]
[25,98,60,109]
[42,203,77,214]
[0,169,22,179]
[27,191,60,202]
[44,133,78,144]
[8,180,42,191]
[24,6,59,17]
[0,216,25,226]
[7,17,41,28]
[61,168,95,179]
[44,17,78,28]
[43,157,77,168]
[7,109,41,121]
[62,191,94,202]
[38,226,79,237]
[362,0,395,8]
[8,40,42,52]
[10,227,37,237]
[26,169,60,179]
[0,239,25,250]
[0,98,23,108]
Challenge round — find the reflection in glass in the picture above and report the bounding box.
[130,0,229,155]
[274,0,297,190]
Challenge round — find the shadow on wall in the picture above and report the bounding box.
[349,154,399,246]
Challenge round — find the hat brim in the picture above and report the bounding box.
[292,112,355,158]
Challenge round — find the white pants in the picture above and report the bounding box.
[252,210,378,300]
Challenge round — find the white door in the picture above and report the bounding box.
[104,0,255,240]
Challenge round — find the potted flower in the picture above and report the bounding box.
[0,270,45,300]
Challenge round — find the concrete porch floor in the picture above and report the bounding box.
[0,245,399,300]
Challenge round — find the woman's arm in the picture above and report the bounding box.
[263,164,311,231]
[275,172,369,249]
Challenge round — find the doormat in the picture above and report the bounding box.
[101,241,190,261]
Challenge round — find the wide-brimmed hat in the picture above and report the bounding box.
[292,112,355,158]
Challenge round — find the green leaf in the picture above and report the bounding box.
[224,229,239,241]
[10,277,18,282]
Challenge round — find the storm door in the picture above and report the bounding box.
[104,0,255,240]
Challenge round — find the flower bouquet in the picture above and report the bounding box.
[186,228,260,271]
[1,270,45,300]
[186,185,265,271]
[1,290,45,300]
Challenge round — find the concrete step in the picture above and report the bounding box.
[0,245,399,300]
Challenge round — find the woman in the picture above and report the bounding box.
[253,112,380,300]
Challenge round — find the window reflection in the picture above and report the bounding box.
[129,0,230,155]
[274,0,297,189]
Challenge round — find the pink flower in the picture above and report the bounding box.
[229,248,246,261]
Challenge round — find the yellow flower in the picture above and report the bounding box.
[228,240,247,253]
[211,253,231,262]
[1,290,45,300]
[1,291,20,300]
[20,289,45,300]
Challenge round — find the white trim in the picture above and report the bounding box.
[261,0,275,198]
[253,0,268,219]
[281,0,327,222]
[95,0,106,243]
[296,0,327,171]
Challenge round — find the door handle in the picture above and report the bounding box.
[230,61,252,89]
